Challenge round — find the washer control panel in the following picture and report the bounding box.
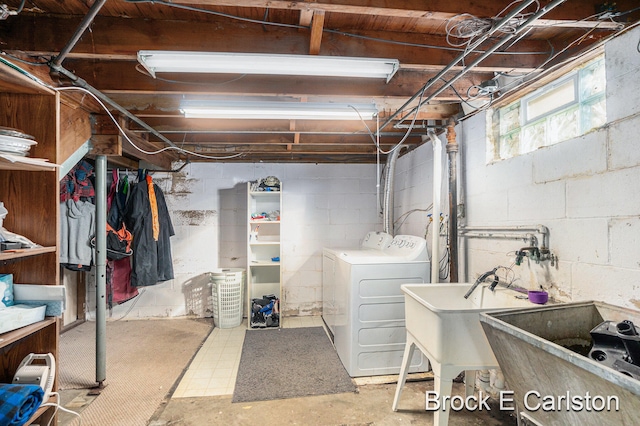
[385,235,428,260]
[361,231,393,250]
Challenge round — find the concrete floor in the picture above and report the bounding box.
[148,379,517,426]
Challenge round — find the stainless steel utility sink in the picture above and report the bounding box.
[480,301,640,425]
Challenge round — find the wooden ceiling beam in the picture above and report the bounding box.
[171,0,630,28]
[154,133,417,145]
[309,10,325,55]
[0,15,555,72]
[192,144,380,154]
[124,116,437,134]
[100,91,461,120]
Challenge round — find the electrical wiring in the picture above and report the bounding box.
[445,1,542,68]
[55,86,245,160]
[140,0,553,57]
[113,288,146,321]
[494,23,606,103]
[134,63,248,86]
[439,247,450,280]
[0,51,49,66]
[493,9,626,85]
[141,0,307,30]
[349,85,426,156]
[42,392,81,426]
[393,206,433,234]
[323,28,548,56]
[494,263,520,288]
[14,0,26,14]
[456,8,623,117]
[437,219,449,279]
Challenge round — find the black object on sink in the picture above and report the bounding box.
[589,319,640,380]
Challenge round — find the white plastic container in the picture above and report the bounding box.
[0,304,46,334]
[210,268,245,329]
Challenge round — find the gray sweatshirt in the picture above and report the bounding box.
[60,199,95,267]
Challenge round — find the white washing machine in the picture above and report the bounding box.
[324,235,431,377]
[322,231,392,336]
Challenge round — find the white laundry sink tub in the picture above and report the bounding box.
[392,283,535,426]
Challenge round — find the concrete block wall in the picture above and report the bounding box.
[88,162,380,319]
[394,25,640,310]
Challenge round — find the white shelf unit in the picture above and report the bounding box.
[247,183,282,328]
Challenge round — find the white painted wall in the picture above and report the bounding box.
[88,163,381,319]
[395,25,640,310]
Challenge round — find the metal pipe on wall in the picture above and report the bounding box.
[51,0,107,68]
[461,231,538,247]
[446,118,459,282]
[47,0,179,150]
[379,0,567,132]
[460,225,548,249]
[378,0,540,131]
[49,65,179,149]
[95,155,107,385]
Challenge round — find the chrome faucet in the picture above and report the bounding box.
[463,267,499,299]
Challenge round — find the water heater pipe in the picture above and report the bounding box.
[429,131,442,284]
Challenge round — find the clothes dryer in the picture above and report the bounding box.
[330,235,430,377]
[322,231,392,336]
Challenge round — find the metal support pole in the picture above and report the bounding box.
[446,118,459,282]
[95,155,107,385]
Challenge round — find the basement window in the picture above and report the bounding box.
[487,55,606,161]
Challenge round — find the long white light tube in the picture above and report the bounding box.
[180,100,379,120]
[138,51,399,82]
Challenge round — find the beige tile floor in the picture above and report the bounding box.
[172,315,325,398]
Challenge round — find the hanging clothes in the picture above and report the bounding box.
[106,256,137,308]
[124,175,175,287]
[60,199,95,271]
[60,160,95,203]
[106,170,138,306]
[60,160,96,271]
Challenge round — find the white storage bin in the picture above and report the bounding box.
[210,268,245,329]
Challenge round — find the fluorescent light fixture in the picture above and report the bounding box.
[138,51,400,82]
[180,100,379,120]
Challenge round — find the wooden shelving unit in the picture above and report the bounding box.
[247,182,282,328]
[0,246,57,263]
[0,59,86,425]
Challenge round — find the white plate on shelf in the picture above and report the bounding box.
[0,134,37,156]
[0,126,35,140]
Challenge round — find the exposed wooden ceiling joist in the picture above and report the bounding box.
[0,0,636,164]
